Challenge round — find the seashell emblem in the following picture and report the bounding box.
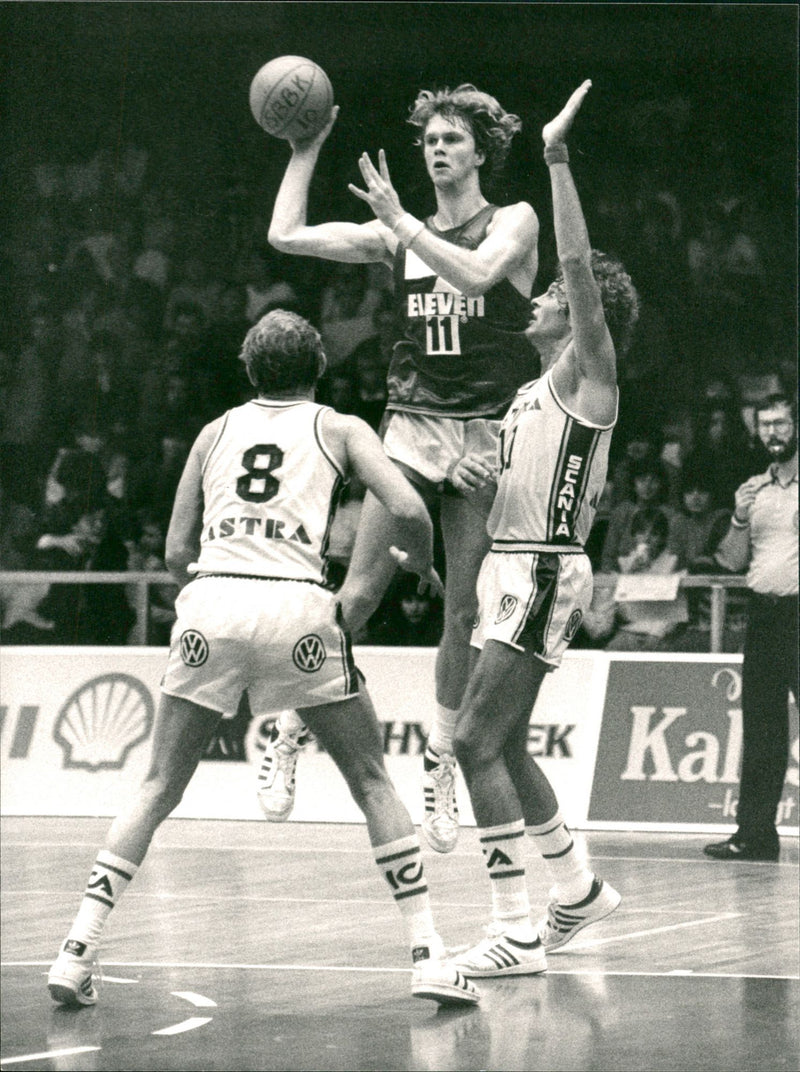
[54,673,155,771]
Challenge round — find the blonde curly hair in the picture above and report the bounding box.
[408,84,522,182]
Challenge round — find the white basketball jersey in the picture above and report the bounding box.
[193,400,345,583]
[488,369,616,551]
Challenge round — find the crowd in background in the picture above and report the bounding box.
[0,116,794,650]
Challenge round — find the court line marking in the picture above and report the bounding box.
[2,841,796,866]
[4,960,797,981]
[561,911,744,951]
[152,1016,212,1036]
[172,990,217,1008]
[4,890,777,916]
[0,1047,102,1066]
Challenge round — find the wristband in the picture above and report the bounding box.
[731,514,750,529]
[544,142,569,165]
[393,212,425,247]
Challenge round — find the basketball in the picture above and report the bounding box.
[249,55,333,142]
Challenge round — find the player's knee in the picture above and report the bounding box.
[346,761,392,815]
[139,772,184,820]
[442,600,478,643]
[453,721,499,777]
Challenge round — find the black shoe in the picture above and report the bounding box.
[703,836,779,862]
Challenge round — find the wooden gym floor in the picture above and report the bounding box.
[1,817,798,1071]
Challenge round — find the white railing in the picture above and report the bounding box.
[0,571,750,651]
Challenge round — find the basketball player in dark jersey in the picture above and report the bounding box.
[268,84,539,851]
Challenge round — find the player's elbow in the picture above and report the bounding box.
[459,269,498,299]
[165,543,192,580]
[267,226,293,254]
[559,250,592,272]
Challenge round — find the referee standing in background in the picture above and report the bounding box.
[705,394,799,861]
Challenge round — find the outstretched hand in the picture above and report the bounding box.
[389,546,445,601]
[542,80,592,146]
[348,149,404,229]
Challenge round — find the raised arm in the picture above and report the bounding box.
[545,82,617,401]
[350,150,538,296]
[268,109,393,265]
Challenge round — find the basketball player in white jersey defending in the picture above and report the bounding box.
[446,83,640,977]
[48,310,479,1009]
[266,85,539,853]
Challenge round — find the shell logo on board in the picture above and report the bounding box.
[53,673,155,771]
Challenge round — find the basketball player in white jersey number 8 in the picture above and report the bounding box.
[268,81,539,853]
[445,82,641,977]
[47,310,480,1009]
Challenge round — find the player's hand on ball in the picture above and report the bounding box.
[348,149,404,228]
[290,105,340,153]
[389,547,445,600]
[543,79,592,147]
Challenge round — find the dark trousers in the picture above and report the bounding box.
[736,592,799,842]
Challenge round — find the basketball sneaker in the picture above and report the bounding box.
[536,876,621,953]
[256,722,310,821]
[411,939,480,1006]
[47,939,99,1007]
[450,924,547,977]
[422,752,459,853]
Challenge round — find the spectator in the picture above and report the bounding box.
[128,429,192,529]
[125,510,177,645]
[240,247,299,323]
[205,283,255,410]
[600,457,685,572]
[606,414,664,507]
[364,572,444,647]
[0,479,53,644]
[686,198,769,375]
[164,251,222,327]
[57,331,138,440]
[605,506,688,651]
[683,398,761,510]
[319,262,383,369]
[35,502,134,645]
[1,310,60,506]
[342,295,395,431]
[675,466,731,570]
[39,443,103,516]
[133,215,175,293]
[136,303,210,437]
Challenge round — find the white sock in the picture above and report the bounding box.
[479,819,534,939]
[373,834,440,959]
[526,812,593,904]
[426,704,459,758]
[65,851,139,953]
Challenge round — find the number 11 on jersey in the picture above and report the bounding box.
[426,315,461,355]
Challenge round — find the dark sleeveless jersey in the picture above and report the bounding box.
[388,204,538,419]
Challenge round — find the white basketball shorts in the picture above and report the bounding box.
[382,411,500,487]
[161,576,358,714]
[471,550,592,667]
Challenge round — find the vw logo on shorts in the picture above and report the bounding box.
[495,594,518,624]
[180,630,209,667]
[564,608,583,642]
[293,634,327,673]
